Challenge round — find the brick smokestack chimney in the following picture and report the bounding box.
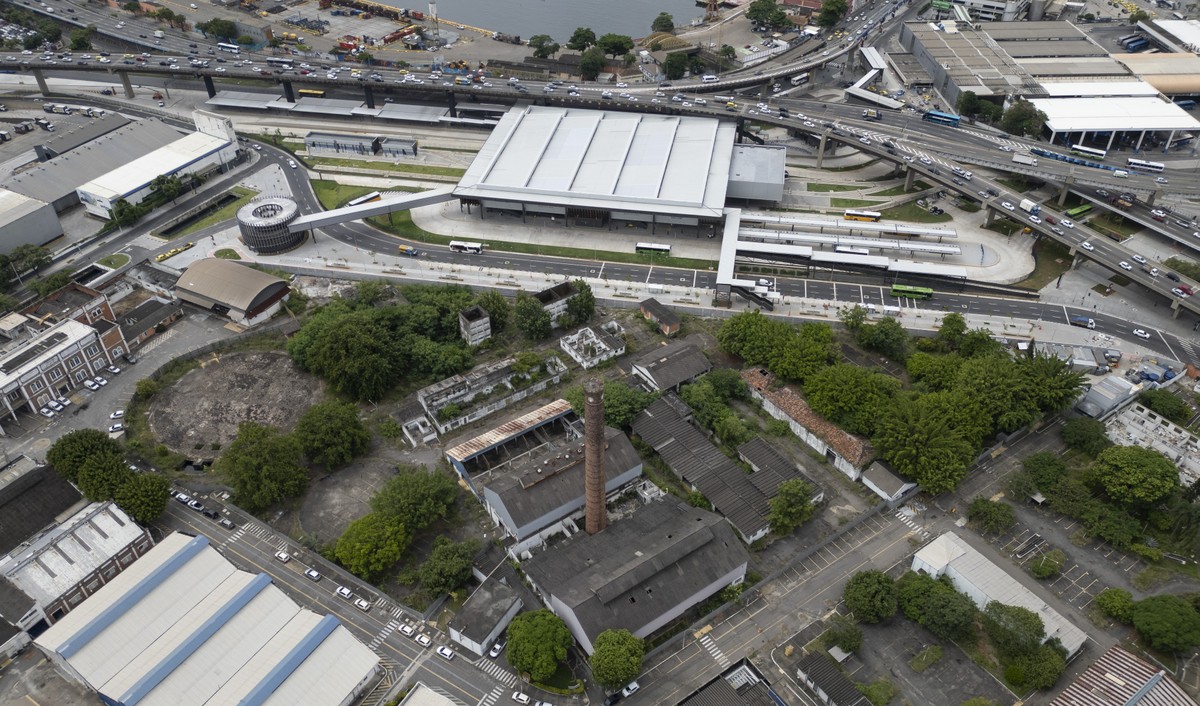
[584,378,608,535]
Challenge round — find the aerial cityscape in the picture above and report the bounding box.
[0,0,1198,703]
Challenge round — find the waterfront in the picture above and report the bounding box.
[434,0,710,43]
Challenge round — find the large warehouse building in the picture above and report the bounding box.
[0,189,63,251]
[35,532,381,706]
[453,105,783,236]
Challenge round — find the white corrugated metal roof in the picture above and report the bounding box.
[261,628,380,706]
[1037,80,1160,97]
[206,611,326,704]
[77,132,230,201]
[1029,96,1200,132]
[0,188,50,227]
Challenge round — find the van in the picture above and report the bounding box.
[1113,170,1129,178]
[701,74,718,83]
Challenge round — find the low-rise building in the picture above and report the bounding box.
[630,341,711,392]
[0,318,118,420]
[419,356,569,436]
[533,281,578,327]
[1050,644,1197,706]
[22,284,127,360]
[680,659,787,706]
[1076,375,1139,418]
[0,189,62,251]
[118,297,184,350]
[458,305,492,346]
[860,461,917,504]
[447,579,522,657]
[1106,402,1200,487]
[639,297,680,336]
[174,258,291,327]
[796,651,870,706]
[559,323,626,369]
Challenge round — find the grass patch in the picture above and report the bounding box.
[1133,565,1173,591]
[831,198,881,208]
[824,161,875,171]
[808,182,863,192]
[1091,283,1112,296]
[996,175,1040,193]
[309,156,465,178]
[985,220,1021,236]
[310,181,389,210]
[881,202,953,223]
[871,184,920,197]
[1090,212,1144,238]
[98,253,130,269]
[909,644,943,673]
[856,678,899,706]
[418,145,480,154]
[957,202,982,213]
[1165,256,1200,281]
[172,187,258,237]
[533,662,580,691]
[214,248,241,260]
[1010,237,1071,291]
[1108,273,1132,287]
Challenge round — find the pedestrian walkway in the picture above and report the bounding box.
[473,658,518,688]
[699,634,731,669]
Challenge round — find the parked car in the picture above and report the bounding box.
[108,423,124,433]
[110,410,124,419]
[304,568,322,582]
[436,646,456,661]
[274,550,291,563]
[415,633,432,647]
[336,586,353,599]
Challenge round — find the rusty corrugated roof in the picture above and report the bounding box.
[445,399,574,461]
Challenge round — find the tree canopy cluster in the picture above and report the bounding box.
[590,629,645,690]
[748,0,794,28]
[717,311,836,385]
[1097,588,1200,653]
[288,283,478,401]
[47,429,171,524]
[506,609,575,682]
[563,380,657,428]
[680,368,751,447]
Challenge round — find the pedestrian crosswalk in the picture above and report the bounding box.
[369,620,400,650]
[478,687,504,706]
[474,657,518,687]
[895,510,930,539]
[700,634,730,669]
[1177,338,1199,365]
[137,328,177,355]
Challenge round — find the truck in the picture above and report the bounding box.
[492,32,522,44]
[1012,153,1038,167]
[1070,316,1096,329]
[1018,199,1041,215]
[1110,196,1133,211]
[862,108,881,121]
[397,244,419,257]
[153,30,165,39]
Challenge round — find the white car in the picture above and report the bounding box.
[1028,215,1041,224]
[1131,254,1147,265]
[1132,329,1151,339]
[288,160,297,169]
[274,551,291,563]
[83,380,100,391]
[616,82,628,88]
[1060,219,1074,228]
[621,682,641,697]
[919,156,932,165]
[399,624,415,636]
[1080,241,1095,251]
[93,376,108,386]
[512,694,531,705]
[858,137,871,145]
[304,568,321,582]
[55,396,69,408]
[436,646,456,661]
[252,145,262,151]
[354,598,371,612]
[1001,201,1015,211]
[39,407,55,419]
[1119,261,1133,271]
[47,400,64,412]
[110,410,124,419]
[415,633,432,647]
[489,641,505,658]
[999,145,1014,152]
[108,423,123,433]
[804,121,816,128]
[1156,176,1168,184]
[336,586,352,599]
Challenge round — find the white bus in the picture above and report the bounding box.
[448,241,484,254]
[1069,144,1107,160]
[790,72,810,86]
[345,191,382,207]
[216,42,241,54]
[843,209,882,222]
[635,242,671,255]
[1125,157,1165,173]
[835,245,870,254]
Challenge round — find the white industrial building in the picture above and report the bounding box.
[76,111,238,219]
[0,189,63,250]
[1027,95,1200,152]
[35,532,381,706]
[913,532,1088,658]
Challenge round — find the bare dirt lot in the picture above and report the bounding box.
[148,351,325,458]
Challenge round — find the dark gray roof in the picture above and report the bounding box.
[118,299,181,342]
[0,576,34,629]
[0,463,83,556]
[681,677,777,706]
[484,427,641,533]
[36,113,131,159]
[737,437,822,500]
[639,298,680,327]
[521,496,748,646]
[632,398,769,541]
[631,341,710,390]
[447,578,521,643]
[797,652,870,706]
[862,462,910,497]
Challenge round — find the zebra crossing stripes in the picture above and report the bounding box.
[699,634,730,668]
[474,658,518,687]
[369,620,400,650]
[895,511,930,538]
[478,686,504,706]
[1177,338,1199,365]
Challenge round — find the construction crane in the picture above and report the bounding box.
[705,0,721,22]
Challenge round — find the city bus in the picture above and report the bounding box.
[1169,133,1194,149]
[835,245,870,255]
[1126,157,1165,172]
[921,110,961,127]
[1064,203,1094,218]
[1069,144,1107,160]
[635,242,671,255]
[843,209,882,222]
[297,88,326,98]
[266,57,294,68]
[346,191,382,207]
[449,241,484,254]
[216,42,241,54]
[789,72,810,86]
[890,284,934,299]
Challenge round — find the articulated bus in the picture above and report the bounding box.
[843,209,882,222]
[921,110,961,127]
[266,57,294,68]
[1069,144,1107,160]
[297,88,326,98]
[1126,157,1165,173]
[449,241,484,254]
[635,242,671,255]
[216,42,241,54]
[1064,203,1094,218]
[346,191,382,207]
[890,284,934,299]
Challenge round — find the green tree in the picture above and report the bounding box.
[475,291,510,333]
[150,174,182,202]
[651,12,675,33]
[333,512,410,580]
[838,305,867,334]
[938,312,968,348]
[1096,588,1135,623]
[580,46,607,81]
[873,395,974,494]
[47,429,124,483]
[719,44,736,60]
[957,91,981,118]
[1030,549,1066,580]
[999,98,1048,138]
[76,456,132,502]
[1139,389,1190,425]
[906,353,962,392]
[590,629,645,690]
[370,465,458,531]
[8,244,52,273]
[565,279,595,326]
[955,355,1040,433]
[1006,644,1066,690]
[983,602,1045,659]
[1129,9,1150,22]
[135,378,159,399]
[563,380,656,428]
[419,537,479,596]
[842,571,897,623]
[1061,417,1111,456]
[1018,353,1086,414]
[857,317,911,362]
[1094,445,1178,508]
[1132,595,1200,653]
[68,27,93,50]
[514,293,552,340]
[566,27,597,51]
[920,585,978,641]
[597,33,634,59]
[507,609,574,682]
[293,400,370,469]
[114,472,171,524]
[769,479,815,534]
[121,0,141,11]
[663,52,689,80]
[1022,452,1068,492]
[214,422,308,512]
[826,615,863,653]
[806,363,901,437]
[717,312,834,384]
[817,0,848,27]
[968,497,1016,535]
[527,34,560,59]
[197,18,238,40]
[31,270,73,298]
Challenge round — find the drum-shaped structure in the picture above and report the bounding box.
[236,196,303,253]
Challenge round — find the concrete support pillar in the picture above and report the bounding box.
[1106,131,1116,152]
[1136,131,1146,151]
[1164,130,1176,154]
[1146,190,1158,206]
[816,133,828,168]
[32,68,49,95]
[1171,302,1181,319]
[281,80,294,103]
[904,167,915,191]
[118,71,134,99]
[1056,176,1074,206]
[983,207,996,226]
[715,284,731,306]
[203,75,217,98]
[363,85,375,109]
[447,91,457,119]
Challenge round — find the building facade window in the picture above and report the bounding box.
[74,370,87,382]
[68,355,82,368]
[28,380,43,392]
[86,345,99,356]
[110,346,124,357]
[47,368,62,381]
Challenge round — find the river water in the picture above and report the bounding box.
[431,0,708,43]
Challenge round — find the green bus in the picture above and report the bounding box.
[1064,203,1094,218]
[891,284,934,299]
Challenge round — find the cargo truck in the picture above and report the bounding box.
[153,30,165,38]
[1110,197,1133,211]
[862,109,881,121]
[1018,199,1041,215]
[1012,153,1038,166]
[1070,316,1096,329]
[397,245,419,257]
